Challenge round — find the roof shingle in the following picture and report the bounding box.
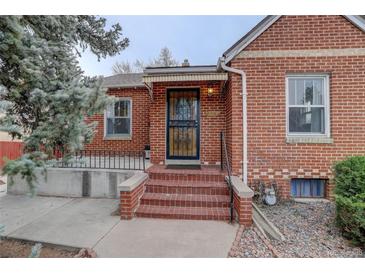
[102,73,144,88]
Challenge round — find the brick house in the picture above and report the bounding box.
[86,15,365,224]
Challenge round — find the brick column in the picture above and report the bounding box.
[233,192,253,226]
[119,173,148,220]
[230,176,254,226]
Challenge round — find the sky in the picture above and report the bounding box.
[78,16,264,76]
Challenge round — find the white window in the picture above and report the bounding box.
[286,74,330,137]
[104,98,132,138]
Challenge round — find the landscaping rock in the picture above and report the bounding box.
[258,201,364,258]
[74,248,97,258]
[228,226,273,258]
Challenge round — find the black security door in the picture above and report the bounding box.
[167,89,200,159]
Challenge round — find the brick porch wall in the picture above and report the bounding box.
[229,16,365,199]
[120,180,146,219]
[150,81,226,165]
[85,87,150,152]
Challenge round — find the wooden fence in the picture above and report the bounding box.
[0,141,23,168]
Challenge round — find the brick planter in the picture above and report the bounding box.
[119,172,148,220]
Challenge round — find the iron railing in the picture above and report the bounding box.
[220,132,234,223]
[53,150,146,171]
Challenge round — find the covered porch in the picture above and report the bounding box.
[143,64,229,167]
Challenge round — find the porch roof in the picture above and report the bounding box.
[143,65,227,83]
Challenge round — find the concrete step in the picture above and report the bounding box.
[140,192,230,208]
[145,179,229,195]
[136,205,230,221]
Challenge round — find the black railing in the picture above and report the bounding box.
[53,150,146,171]
[220,132,234,223]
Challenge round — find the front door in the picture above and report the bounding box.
[167,88,200,160]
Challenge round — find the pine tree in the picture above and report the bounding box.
[0,16,129,189]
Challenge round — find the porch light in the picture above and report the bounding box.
[207,87,214,96]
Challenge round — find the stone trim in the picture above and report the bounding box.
[238,48,365,58]
[118,172,148,192]
[286,136,334,144]
[229,176,254,198]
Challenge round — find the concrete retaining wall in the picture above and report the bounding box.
[8,168,134,198]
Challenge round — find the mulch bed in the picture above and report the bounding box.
[230,200,364,258]
[0,239,79,258]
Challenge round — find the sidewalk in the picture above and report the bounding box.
[0,194,237,257]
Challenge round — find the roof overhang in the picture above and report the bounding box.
[143,73,228,84]
[221,15,365,65]
[102,83,145,89]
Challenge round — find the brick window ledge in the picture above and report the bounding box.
[286,136,333,144]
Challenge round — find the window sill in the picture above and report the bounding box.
[286,136,333,144]
[104,135,132,141]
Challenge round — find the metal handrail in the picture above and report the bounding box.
[53,150,146,171]
[220,132,234,223]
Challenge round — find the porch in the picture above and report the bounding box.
[143,65,230,168]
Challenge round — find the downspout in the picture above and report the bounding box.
[219,57,248,185]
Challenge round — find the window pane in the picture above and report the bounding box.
[295,79,304,104]
[291,179,325,198]
[107,118,114,134]
[313,79,324,105]
[114,100,130,117]
[113,118,130,134]
[304,80,313,105]
[106,104,114,118]
[289,107,325,133]
[288,79,296,105]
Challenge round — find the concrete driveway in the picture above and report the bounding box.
[0,194,237,257]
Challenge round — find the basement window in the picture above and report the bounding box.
[291,179,325,198]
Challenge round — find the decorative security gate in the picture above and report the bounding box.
[166,88,200,159]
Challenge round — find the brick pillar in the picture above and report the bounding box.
[231,176,254,226]
[233,192,253,226]
[120,174,148,220]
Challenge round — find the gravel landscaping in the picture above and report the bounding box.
[0,239,79,258]
[230,200,364,258]
[258,200,364,258]
[228,226,273,258]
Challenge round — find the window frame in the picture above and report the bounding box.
[104,97,133,139]
[285,74,330,138]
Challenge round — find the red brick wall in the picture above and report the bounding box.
[246,16,365,51]
[86,87,150,152]
[150,81,225,165]
[233,191,253,226]
[229,16,365,199]
[120,180,146,219]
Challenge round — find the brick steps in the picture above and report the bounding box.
[140,192,230,208]
[135,165,231,222]
[147,166,225,182]
[136,205,230,221]
[145,179,229,195]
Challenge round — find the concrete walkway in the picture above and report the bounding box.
[0,194,237,257]
[94,218,237,257]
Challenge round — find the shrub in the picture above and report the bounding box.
[334,156,365,246]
